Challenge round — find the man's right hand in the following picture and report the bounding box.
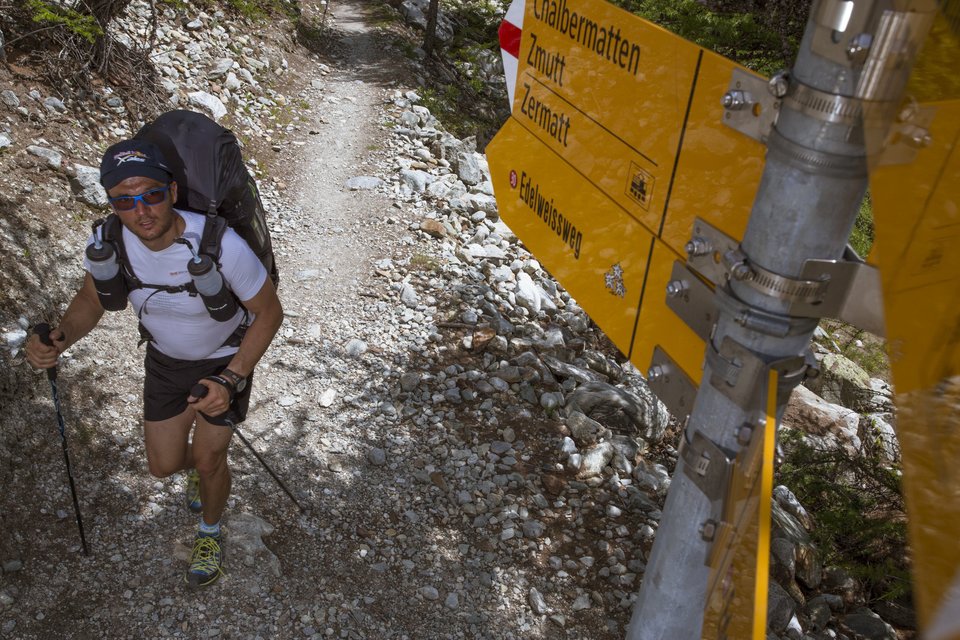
[25,327,66,370]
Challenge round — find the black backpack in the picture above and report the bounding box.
[133,109,279,288]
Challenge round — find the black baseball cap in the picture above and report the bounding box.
[100,139,173,191]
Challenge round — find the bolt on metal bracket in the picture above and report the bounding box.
[647,346,699,422]
[875,102,937,167]
[665,261,718,341]
[721,68,781,143]
[685,218,740,287]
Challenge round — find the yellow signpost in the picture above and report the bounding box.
[487,3,773,635]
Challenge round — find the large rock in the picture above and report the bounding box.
[566,380,669,444]
[767,581,796,633]
[806,352,873,410]
[228,512,280,577]
[782,385,861,456]
[859,413,900,464]
[566,411,609,447]
[70,164,108,207]
[187,90,227,120]
[840,608,898,640]
[771,501,822,589]
[399,0,454,42]
[770,537,796,587]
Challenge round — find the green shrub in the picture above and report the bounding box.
[610,0,795,76]
[778,431,911,603]
[849,192,875,259]
[26,0,103,43]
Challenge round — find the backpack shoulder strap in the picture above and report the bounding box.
[99,213,144,290]
[199,215,229,263]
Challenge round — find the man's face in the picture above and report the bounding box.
[107,176,179,248]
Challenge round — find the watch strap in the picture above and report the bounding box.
[204,375,236,400]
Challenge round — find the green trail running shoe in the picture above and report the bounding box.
[186,469,202,513]
[185,532,224,588]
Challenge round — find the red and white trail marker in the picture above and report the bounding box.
[498,0,525,108]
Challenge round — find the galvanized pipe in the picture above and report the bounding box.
[624,0,901,636]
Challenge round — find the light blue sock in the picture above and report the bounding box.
[198,519,221,537]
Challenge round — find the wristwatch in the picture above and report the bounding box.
[220,368,247,394]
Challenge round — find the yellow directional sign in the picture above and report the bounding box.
[489,9,772,633]
[487,118,654,352]
[488,0,768,388]
[868,8,960,629]
[513,0,699,233]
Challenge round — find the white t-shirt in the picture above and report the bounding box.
[85,209,268,360]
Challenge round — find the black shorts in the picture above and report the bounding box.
[143,345,254,426]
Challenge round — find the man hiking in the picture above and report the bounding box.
[25,139,283,587]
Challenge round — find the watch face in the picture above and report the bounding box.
[224,370,246,394]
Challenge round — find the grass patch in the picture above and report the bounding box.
[849,192,875,259]
[409,252,440,271]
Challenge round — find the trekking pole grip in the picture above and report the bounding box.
[191,383,208,399]
[33,323,58,382]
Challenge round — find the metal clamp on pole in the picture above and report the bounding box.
[679,430,734,504]
[723,247,831,304]
[708,336,809,409]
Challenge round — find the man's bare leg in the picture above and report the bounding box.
[143,410,196,478]
[192,414,233,526]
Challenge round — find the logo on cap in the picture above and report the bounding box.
[113,150,150,165]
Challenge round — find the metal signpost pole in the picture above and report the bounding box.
[626,1,928,637]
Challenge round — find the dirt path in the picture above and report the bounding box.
[281,0,399,315]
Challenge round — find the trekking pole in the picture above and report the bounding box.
[191,384,306,513]
[33,323,90,556]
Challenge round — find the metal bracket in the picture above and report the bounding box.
[708,337,768,406]
[665,261,718,341]
[684,218,739,287]
[647,346,699,422]
[721,68,781,143]
[875,103,936,167]
[798,258,886,336]
[679,430,734,503]
[685,218,886,336]
[708,337,806,408]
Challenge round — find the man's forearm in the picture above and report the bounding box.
[58,275,106,350]
[225,303,283,377]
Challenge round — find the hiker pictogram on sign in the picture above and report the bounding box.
[626,162,654,210]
